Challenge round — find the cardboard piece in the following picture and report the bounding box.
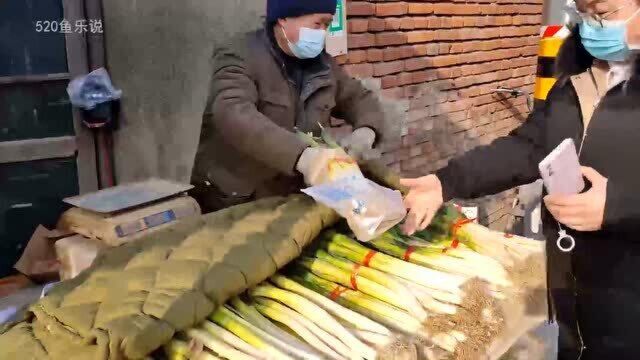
[55,235,108,280]
[13,226,60,283]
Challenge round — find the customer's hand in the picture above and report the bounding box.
[400,174,444,235]
[296,147,360,186]
[544,167,608,232]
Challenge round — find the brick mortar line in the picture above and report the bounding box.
[342,35,540,60]
[343,55,538,80]
[363,57,538,86]
[364,49,538,69]
[403,75,536,102]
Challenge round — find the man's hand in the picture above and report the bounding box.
[544,166,608,232]
[339,127,380,161]
[400,174,445,235]
[296,147,361,186]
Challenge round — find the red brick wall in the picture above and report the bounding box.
[336,0,544,228]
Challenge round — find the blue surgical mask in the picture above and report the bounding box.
[579,9,640,62]
[284,27,327,59]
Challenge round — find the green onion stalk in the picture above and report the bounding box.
[269,274,391,336]
[288,268,423,335]
[249,284,377,360]
[253,298,349,360]
[321,231,467,295]
[309,249,427,321]
[297,256,428,322]
[229,296,317,357]
[209,305,297,360]
[371,231,512,287]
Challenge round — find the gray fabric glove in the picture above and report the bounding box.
[339,127,381,161]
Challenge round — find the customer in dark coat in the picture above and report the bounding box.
[191,0,388,212]
[400,0,640,358]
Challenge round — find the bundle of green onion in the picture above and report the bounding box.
[165,206,543,360]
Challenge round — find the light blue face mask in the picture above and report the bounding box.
[284,27,327,59]
[579,8,640,62]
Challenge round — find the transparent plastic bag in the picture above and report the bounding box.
[67,67,122,110]
[302,175,406,242]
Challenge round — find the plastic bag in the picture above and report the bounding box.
[302,175,406,242]
[67,67,122,110]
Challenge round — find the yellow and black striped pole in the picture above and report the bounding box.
[534,26,570,102]
[534,0,571,105]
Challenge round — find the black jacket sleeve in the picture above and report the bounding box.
[435,89,556,201]
[603,179,640,232]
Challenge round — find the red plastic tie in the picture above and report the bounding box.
[443,217,475,253]
[329,286,349,301]
[362,250,377,267]
[350,264,361,290]
[403,246,416,261]
[451,217,475,240]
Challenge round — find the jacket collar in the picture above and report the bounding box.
[570,64,607,129]
[259,26,332,101]
[570,57,639,129]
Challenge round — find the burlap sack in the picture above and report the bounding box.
[0,195,338,360]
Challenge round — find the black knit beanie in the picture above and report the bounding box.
[266,0,337,23]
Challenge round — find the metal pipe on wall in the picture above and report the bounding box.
[84,0,116,188]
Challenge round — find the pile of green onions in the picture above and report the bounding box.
[165,207,543,359]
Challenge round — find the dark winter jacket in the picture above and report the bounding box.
[191,27,386,212]
[436,33,640,359]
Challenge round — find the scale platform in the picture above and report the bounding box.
[59,179,200,246]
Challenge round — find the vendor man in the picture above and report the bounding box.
[191,0,389,212]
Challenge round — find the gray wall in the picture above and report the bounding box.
[103,0,265,183]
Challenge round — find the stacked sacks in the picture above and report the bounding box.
[0,195,338,360]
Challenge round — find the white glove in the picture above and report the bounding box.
[296,147,362,186]
[339,127,381,160]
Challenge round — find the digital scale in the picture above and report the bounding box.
[58,178,201,246]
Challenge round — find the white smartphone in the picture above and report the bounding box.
[538,138,585,195]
